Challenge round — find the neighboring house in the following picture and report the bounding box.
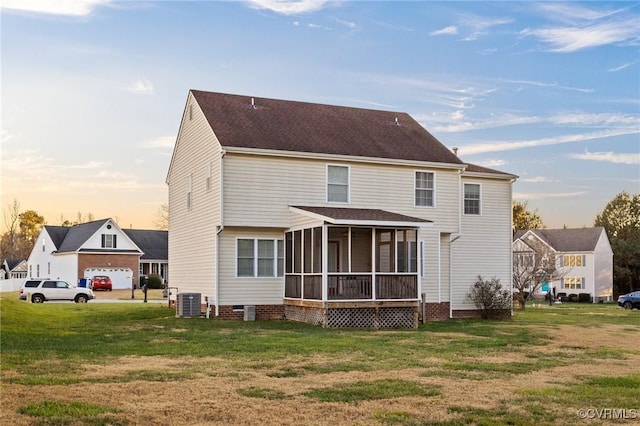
[27,219,168,289]
[166,90,517,328]
[123,229,169,283]
[513,228,613,302]
[1,259,28,279]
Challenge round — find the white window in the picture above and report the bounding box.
[327,165,349,203]
[101,234,117,248]
[562,255,586,267]
[187,174,193,210]
[561,277,585,290]
[415,171,434,207]
[237,238,284,278]
[464,183,481,215]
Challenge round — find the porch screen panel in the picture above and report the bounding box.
[351,228,372,272]
[328,227,349,272]
[237,239,255,277]
[397,229,418,273]
[304,229,312,273]
[313,227,322,273]
[293,230,302,274]
[285,232,293,273]
[376,229,396,273]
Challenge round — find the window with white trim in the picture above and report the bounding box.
[464,183,481,215]
[237,238,284,277]
[101,234,117,248]
[415,171,434,207]
[561,276,585,290]
[562,254,586,267]
[327,165,349,203]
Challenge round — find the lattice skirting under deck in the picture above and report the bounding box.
[285,305,418,328]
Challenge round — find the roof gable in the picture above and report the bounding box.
[191,90,465,165]
[516,228,606,252]
[46,219,142,254]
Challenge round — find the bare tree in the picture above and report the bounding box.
[2,199,20,255]
[155,203,169,230]
[512,238,563,310]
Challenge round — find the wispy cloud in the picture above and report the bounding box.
[127,79,154,95]
[430,25,458,36]
[521,4,640,52]
[245,0,330,15]
[520,176,555,183]
[459,128,640,155]
[1,0,111,16]
[568,150,640,165]
[457,13,513,41]
[476,159,507,168]
[608,62,636,72]
[141,136,176,148]
[513,191,587,200]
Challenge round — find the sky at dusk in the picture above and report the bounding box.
[1,0,639,232]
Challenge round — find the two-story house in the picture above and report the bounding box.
[166,90,517,327]
[27,219,168,289]
[513,228,613,302]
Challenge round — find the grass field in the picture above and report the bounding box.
[1,294,639,425]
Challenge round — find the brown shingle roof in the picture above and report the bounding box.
[191,90,464,164]
[291,206,432,225]
[464,163,517,178]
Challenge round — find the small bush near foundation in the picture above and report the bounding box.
[467,276,512,319]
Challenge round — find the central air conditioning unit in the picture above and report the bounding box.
[176,293,201,318]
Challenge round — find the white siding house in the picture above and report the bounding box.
[27,219,168,290]
[167,90,517,327]
[512,228,613,302]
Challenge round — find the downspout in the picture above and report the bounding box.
[215,149,226,317]
[448,167,464,319]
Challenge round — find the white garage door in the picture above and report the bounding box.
[84,267,133,290]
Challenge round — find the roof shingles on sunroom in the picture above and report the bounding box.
[191,90,464,165]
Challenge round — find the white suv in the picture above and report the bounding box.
[19,279,95,303]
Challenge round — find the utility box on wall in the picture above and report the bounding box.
[243,305,255,321]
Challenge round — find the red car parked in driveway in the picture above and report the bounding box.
[92,276,112,291]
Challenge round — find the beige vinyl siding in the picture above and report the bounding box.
[222,153,462,305]
[222,153,461,232]
[218,227,286,305]
[167,93,222,300]
[451,176,513,310]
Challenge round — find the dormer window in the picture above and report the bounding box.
[102,234,117,248]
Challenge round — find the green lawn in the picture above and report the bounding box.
[1,296,639,425]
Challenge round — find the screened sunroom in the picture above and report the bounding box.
[284,206,431,328]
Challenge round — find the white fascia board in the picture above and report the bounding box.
[223,146,467,171]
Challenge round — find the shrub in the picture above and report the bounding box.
[146,274,164,289]
[578,293,592,303]
[466,276,512,319]
[567,294,578,302]
[557,292,567,302]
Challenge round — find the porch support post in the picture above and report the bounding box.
[322,224,328,301]
[371,227,377,301]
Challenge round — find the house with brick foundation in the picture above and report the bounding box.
[166,90,517,327]
[27,219,168,289]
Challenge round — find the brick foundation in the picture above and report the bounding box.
[423,302,451,321]
[215,304,285,320]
